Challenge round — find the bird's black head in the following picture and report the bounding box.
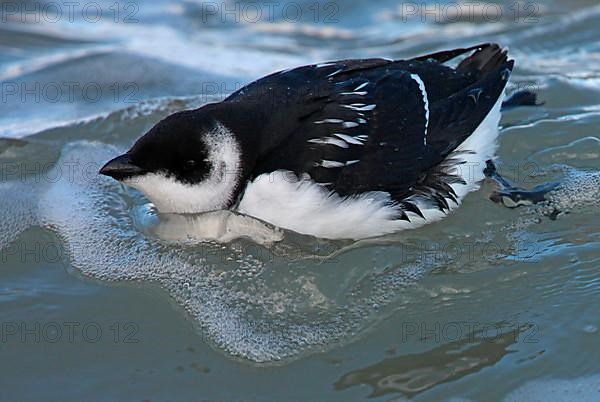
[100,110,215,184]
[99,108,243,213]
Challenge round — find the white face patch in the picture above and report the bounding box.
[124,122,242,213]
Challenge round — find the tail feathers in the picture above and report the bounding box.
[414,43,512,77]
[413,43,491,64]
[457,44,509,75]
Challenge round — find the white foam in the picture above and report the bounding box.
[1,134,597,364]
[0,141,426,363]
[539,166,600,216]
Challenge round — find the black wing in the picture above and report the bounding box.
[222,44,513,214]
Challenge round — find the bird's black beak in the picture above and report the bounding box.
[99,153,145,181]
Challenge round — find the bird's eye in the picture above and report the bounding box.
[185,160,196,169]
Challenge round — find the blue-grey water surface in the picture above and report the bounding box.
[1,0,600,401]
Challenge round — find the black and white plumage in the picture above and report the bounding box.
[100,43,513,239]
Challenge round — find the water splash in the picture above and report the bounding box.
[1,114,597,362]
[539,165,600,217]
[0,140,425,363]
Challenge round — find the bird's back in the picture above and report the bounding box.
[224,44,512,219]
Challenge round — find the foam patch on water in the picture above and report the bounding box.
[538,166,600,216]
[3,135,597,363]
[0,182,39,250]
[500,164,600,252]
[0,141,426,363]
